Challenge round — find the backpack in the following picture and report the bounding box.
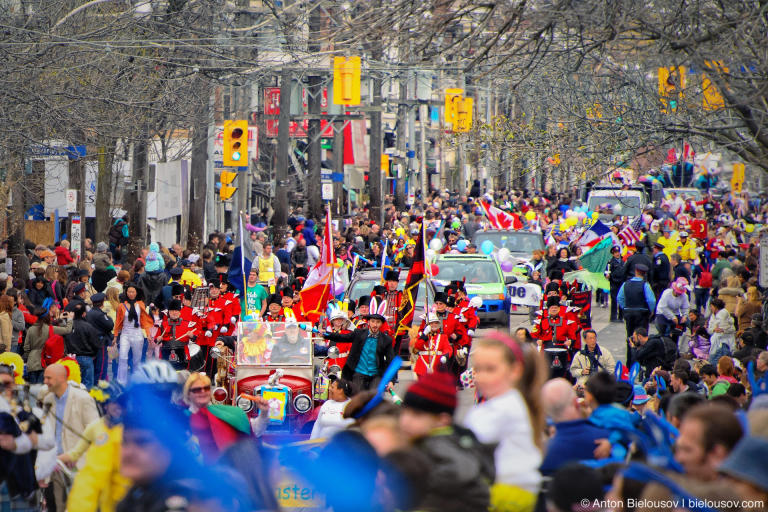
[698,266,712,288]
[41,325,66,369]
[660,336,678,370]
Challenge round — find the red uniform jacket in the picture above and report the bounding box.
[262,312,286,323]
[215,293,241,336]
[155,315,198,358]
[325,327,353,370]
[531,310,580,349]
[195,305,223,347]
[412,332,453,376]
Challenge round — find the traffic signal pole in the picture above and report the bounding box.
[369,74,383,225]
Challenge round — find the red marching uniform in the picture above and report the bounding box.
[325,326,353,371]
[155,315,198,368]
[413,331,453,377]
[214,292,241,336]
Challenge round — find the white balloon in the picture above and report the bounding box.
[426,248,437,261]
[428,238,443,251]
[497,248,511,261]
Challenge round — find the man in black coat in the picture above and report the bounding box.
[651,241,671,300]
[64,303,101,388]
[324,310,395,393]
[607,246,625,322]
[86,293,115,382]
[623,240,653,281]
[629,327,665,380]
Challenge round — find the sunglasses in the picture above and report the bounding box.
[189,385,211,394]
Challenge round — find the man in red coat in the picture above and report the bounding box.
[212,276,239,336]
[532,296,581,378]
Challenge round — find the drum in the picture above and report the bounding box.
[544,347,569,379]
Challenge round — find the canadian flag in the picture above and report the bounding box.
[299,206,341,321]
[478,200,521,230]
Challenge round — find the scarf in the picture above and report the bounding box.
[126,299,139,327]
[581,345,604,371]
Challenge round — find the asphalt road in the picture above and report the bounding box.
[393,299,625,420]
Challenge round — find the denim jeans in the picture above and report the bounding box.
[76,355,95,389]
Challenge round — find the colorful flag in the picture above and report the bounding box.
[577,220,611,249]
[618,216,643,247]
[396,223,425,337]
[299,206,340,320]
[227,215,254,294]
[477,199,519,230]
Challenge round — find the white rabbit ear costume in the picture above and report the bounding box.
[365,297,388,321]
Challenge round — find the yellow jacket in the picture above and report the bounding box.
[180,268,202,288]
[677,239,698,261]
[656,234,680,258]
[66,418,131,512]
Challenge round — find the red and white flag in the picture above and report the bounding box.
[299,206,340,320]
[477,200,520,230]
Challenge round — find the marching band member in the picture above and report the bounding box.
[262,294,286,322]
[412,311,453,379]
[154,299,196,370]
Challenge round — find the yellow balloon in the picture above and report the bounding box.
[746,224,754,233]
[525,211,536,221]
[591,212,599,220]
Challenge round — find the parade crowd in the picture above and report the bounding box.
[0,183,768,512]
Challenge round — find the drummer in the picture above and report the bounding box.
[532,296,580,378]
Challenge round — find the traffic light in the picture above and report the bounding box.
[219,170,237,200]
[332,56,361,105]
[702,61,727,111]
[222,120,248,167]
[455,97,473,132]
[381,154,390,177]
[444,88,464,127]
[658,66,686,112]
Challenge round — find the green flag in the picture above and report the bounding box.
[579,237,613,275]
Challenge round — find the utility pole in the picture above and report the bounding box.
[272,69,292,232]
[394,73,408,209]
[126,127,148,261]
[419,103,428,197]
[369,73,383,224]
[307,74,323,219]
[8,156,27,280]
[68,145,86,258]
[188,86,211,250]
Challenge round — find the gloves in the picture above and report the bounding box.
[231,316,237,324]
[467,329,475,337]
[205,330,212,337]
[423,325,431,335]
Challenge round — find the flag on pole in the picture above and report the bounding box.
[396,222,426,337]
[577,220,611,249]
[380,239,389,282]
[477,199,519,230]
[227,214,254,295]
[299,206,339,321]
[618,216,643,247]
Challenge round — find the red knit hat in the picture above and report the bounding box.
[403,371,457,415]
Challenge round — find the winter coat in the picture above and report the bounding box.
[414,425,494,512]
[301,219,317,246]
[718,277,744,314]
[290,246,308,267]
[113,301,154,339]
[28,281,52,307]
[23,321,73,371]
[688,334,711,360]
[91,267,117,294]
[0,312,12,348]
[54,246,74,266]
[570,345,617,385]
[324,328,395,381]
[93,252,112,272]
[41,383,100,468]
[65,318,102,357]
[735,298,762,334]
[138,271,167,308]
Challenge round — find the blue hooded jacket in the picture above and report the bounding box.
[301,219,317,246]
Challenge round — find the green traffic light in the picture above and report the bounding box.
[232,151,241,161]
[669,100,677,109]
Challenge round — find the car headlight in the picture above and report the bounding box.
[236,395,255,413]
[328,364,341,375]
[293,394,312,414]
[212,387,228,403]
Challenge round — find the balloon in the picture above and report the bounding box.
[591,212,599,220]
[500,260,514,272]
[481,240,494,255]
[525,211,536,221]
[498,248,511,261]
[428,238,443,251]
[565,210,576,219]
[577,211,587,220]
[430,264,440,275]
[451,220,461,230]
[426,248,436,260]
[456,239,468,251]
[746,224,755,233]
[642,213,653,225]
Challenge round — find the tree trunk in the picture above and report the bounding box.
[7,156,28,281]
[188,88,211,251]
[94,141,116,245]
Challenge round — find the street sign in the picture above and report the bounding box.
[71,215,82,253]
[760,233,768,288]
[66,189,77,213]
[321,182,334,201]
[264,86,333,138]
